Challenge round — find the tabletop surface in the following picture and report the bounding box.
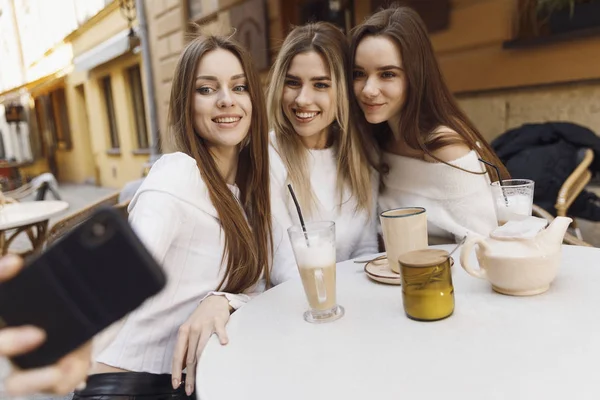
[0,201,69,230]
[197,244,600,400]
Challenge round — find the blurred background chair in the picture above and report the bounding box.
[492,122,600,246]
[114,199,131,219]
[555,148,594,240]
[3,172,61,201]
[45,192,120,248]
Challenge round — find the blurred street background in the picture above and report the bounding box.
[0,0,599,398]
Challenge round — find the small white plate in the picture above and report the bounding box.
[364,258,401,285]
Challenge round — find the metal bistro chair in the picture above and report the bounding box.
[532,148,595,247]
[45,192,121,249]
[555,148,594,240]
[114,199,131,219]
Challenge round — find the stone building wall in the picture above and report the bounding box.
[458,80,600,143]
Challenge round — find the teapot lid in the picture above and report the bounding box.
[398,249,449,268]
[491,216,549,239]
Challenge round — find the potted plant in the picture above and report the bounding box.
[537,0,600,34]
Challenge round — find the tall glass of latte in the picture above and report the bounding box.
[288,221,344,323]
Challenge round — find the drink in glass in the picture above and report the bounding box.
[287,221,344,323]
[491,179,534,225]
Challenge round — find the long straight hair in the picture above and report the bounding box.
[267,22,374,216]
[350,5,509,180]
[166,35,272,293]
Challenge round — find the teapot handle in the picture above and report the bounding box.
[459,236,489,280]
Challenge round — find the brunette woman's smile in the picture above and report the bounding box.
[212,114,243,129]
[361,102,385,113]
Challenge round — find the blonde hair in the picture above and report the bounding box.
[267,22,374,216]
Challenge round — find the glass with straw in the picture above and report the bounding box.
[480,159,535,226]
[286,185,344,323]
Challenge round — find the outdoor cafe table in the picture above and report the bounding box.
[197,244,600,400]
[0,200,69,255]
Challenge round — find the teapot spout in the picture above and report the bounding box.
[539,216,573,248]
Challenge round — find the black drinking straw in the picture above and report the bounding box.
[479,158,509,206]
[287,184,310,247]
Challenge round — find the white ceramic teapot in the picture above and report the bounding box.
[460,216,572,296]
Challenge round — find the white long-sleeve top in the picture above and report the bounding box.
[378,150,498,242]
[269,141,379,262]
[96,152,296,374]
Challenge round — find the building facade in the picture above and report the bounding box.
[0,0,152,188]
[1,0,598,190]
[64,1,152,187]
[145,0,600,148]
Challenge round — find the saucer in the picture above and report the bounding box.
[364,258,401,285]
[364,257,455,285]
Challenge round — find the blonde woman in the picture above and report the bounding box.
[267,22,378,261]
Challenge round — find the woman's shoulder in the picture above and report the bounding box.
[133,152,211,209]
[424,126,472,163]
[152,151,198,171]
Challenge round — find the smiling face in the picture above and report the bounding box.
[193,48,252,152]
[353,35,407,127]
[282,51,336,149]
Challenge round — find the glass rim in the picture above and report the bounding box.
[287,220,335,234]
[490,179,534,188]
[380,207,426,219]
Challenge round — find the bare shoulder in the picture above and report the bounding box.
[424,126,472,163]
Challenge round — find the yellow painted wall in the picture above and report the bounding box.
[68,1,128,56]
[79,53,150,188]
[21,158,49,181]
[428,0,600,141]
[57,70,97,184]
[430,0,600,93]
[65,4,149,188]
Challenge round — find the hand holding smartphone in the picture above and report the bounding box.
[0,207,167,370]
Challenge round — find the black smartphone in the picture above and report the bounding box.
[0,207,167,369]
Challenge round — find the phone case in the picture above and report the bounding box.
[0,207,167,369]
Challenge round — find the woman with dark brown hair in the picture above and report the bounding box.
[73,34,295,399]
[350,5,509,242]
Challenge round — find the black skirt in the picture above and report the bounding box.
[72,372,195,400]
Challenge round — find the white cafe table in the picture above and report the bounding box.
[197,244,600,400]
[0,200,69,255]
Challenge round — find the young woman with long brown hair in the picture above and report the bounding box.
[73,34,295,399]
[351,5,509,242]
[267,22,378,261]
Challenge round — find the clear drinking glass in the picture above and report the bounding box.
[287,221,344,323]
[491,179,535,225]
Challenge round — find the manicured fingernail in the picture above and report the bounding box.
[172,378,179,389]
[186,385,193,395]
[75,381,87,391]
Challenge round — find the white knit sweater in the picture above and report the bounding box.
[96,152,297,373]
[378,150,498,242]
[269,141,379,261]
